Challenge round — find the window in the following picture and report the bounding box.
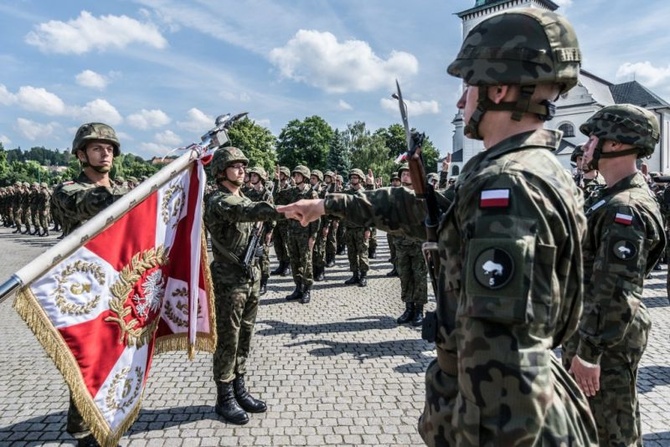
[451,165,460,176]
[558,122,575,137]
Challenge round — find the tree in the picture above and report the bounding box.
[227,117,277,175]
[276,116,333,171]
[326,130,351,176]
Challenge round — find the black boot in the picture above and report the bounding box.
[216,382,249,424]
[271,261,285,276]
[285,283,302,301]
[259,275,269,295]
[300,285,311,304]
[12,227,20,233]
[386,266,398,277]
[368,248,376,259]
[344,272,360,285]
[326,255,335,268]
[396,303,415,324]
[282,265,292,277]
[358,272,368,287]
[315,266,325,282]
[233,375,267,413]
[76,434,101,447]
[412,304,424,327]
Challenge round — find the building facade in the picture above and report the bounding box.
[448,0,670,177]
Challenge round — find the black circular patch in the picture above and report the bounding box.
[474,248,515,290]
[612,239,637,261]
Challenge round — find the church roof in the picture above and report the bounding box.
[555,138,577,156]
[456,0,559,18]
[451,148,464,163]
[610,81,670,109]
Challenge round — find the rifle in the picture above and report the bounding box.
[242,221,264,281]
[392,80,442,341]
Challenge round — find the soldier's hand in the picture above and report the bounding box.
[569,355,600,397]
[366,169,374,185]
[277,199,326,227]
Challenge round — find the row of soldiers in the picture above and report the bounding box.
[0,181,52,236]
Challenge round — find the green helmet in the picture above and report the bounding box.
[279,166,291,178]
[248,166,268,182]
[310,169,324,182]
[390,172,400,181]
[447,8,581,94]
[427,173,439,184]
[397,163,409,176]
[127,176,139,183]
[336,174,344,182]
[570,145,584,163]
[292,165,311,179]
[72,122,120,156]
[22,181,30,187]
[40,182,48,188]
[349,168,365,180]
[579,104,660,158]
[324,170,335,180]
[211,147,249,177]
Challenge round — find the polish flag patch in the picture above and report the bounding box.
[480,189,510,208]
[614,212,633,225]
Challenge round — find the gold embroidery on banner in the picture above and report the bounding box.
[54,260,106,315]
[161,181,185,228]
[163,287,202,328]
[106,246,169,348]
[105,366,143,413]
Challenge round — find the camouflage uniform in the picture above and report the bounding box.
[323,171,340,267]
[562,104,666,446]
[271,167,292,276]
[37,183,51,236]
[245,166,275,295]
[285,165,319,303]
[343,169,371,287]
[310,170,328,281]
[322,9,598,446]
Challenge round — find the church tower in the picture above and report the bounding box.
[449,0,560,178]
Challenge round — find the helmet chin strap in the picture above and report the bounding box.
[591,139,640,169]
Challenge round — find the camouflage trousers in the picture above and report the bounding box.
[588,306,651,447]
[387,234,397,265]
[211,262,260,384]
[30,206,40,229]
[313,224,327,270]
[395,239,427,305]
[259,242,270,278]
[273,221,290,264]
[419,351,598,446]
[287,228,313,288]
[369,227,377,253]
[326,219,338,260]
[345,227,369,273]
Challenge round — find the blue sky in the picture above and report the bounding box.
[2,0,670,160]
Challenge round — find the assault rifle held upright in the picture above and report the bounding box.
[392,80,442,341]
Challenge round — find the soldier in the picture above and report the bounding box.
[364,169,378,259]
[385,172,402,277]
[393,164,428,326]
[271,166,292,276]
[342,169,371,287]
[278,8,598,445]
[334,174,346,256]
[204,147,283,425]
[562,104,665,446]
[323,170,339,267]
[12,182,28,234]
[285,165,319,303]
[572,144,606,208]
[244,166,274,295]
[37,182,51,236]
[51,122,129,446]
[27,182,41,235]
[310,169,328,281]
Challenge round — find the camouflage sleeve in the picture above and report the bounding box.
[207,190,283,223]
[576,204,656,364]
[323,187,425,239]
[307,189,320,237]
[53,183,123,226]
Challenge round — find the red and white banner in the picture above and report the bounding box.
[13,158,215,447]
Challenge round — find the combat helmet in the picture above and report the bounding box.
[579,104,660,159]
[349,168,365,180]
[390,172,400,181]
[397,163,409,176]
[72,122,120,156]
[447,8,581,138]
[292,165,311,179]
[324,170,335,181]
[310,169,324,182]
[210,147,249,178]
[247,166,268,183]
[279,166,291,178]
[40,182,48,188]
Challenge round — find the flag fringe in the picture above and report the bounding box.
[13,288,134,447]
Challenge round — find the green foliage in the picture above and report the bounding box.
[227,117,277,174]
[276,116,334,171]
[6,146,72,166]
[326,130,351,176]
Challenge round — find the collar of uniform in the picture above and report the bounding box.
[601,171,648,197]
[483,129,561,162]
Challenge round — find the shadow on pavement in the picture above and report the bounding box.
[256,315,399,338]
[286,337,434,374]
[638,365,670,394]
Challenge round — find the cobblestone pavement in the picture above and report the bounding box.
[1,225,669,446]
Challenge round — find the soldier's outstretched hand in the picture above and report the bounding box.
[278,199,325,227]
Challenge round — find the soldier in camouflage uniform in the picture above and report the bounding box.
[285,165,319,304]
[205,147,282,426]
[310,169,328,281]
[562,105,666,446]
[27,183,40,235]
[393,164,427,326]
[323,170,339,267]
[343,169,371,287]
[572,145,606,209]
[36,183,51,236]
[364,170,378,259]
[385,172,402,277]
[244,166,275,295]
[271,166,292,276]
[12,182,28,234]
[50,122,130,447]
[335,174,346,256]
[279,9,598,446]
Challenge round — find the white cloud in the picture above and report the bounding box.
[76,70,108,90]
[177,108,214,133]
[127,109,171,130]
[139,142,173,156]
[0,84,17,105]
[16,86,67,115]
[25,11,167,54]
[337,99,352,111]
[380,97,439,116]
[615,61,670,88]
[154,129,182,146]
[0,135,11,146]
[76,99,123,125]
[553,0,573,8]
[269,30,418,93]
[15,118,59,141]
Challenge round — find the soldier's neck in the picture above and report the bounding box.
[83,168,112,188]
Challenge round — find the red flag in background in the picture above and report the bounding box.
[13,159,215,447]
